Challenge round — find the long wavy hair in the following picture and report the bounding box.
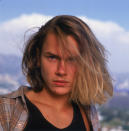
[22,15,113,105]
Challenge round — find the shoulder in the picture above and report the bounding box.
[82,104,98,119]
[0,86,30,130]
[82,104,101,131]
[0,85,31,109]
[0,85,31,116]
[0,93,16,108]
[0,86,22,111]
[0,85,30,98]
[0,96,16,119]
[0,94,17,129]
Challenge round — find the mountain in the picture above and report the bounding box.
[0,54,129,94]
[1,54,129,130]
[0,54,26,94]
[113,72,129,93]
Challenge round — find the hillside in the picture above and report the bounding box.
[0,54,129,130]
[0,53,129,93]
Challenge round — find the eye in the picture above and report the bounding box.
[47,55,58,61]
[67,57,76,62]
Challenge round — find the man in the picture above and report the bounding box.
[0,15,113,131]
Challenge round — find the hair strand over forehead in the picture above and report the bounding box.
[22,15,113,106]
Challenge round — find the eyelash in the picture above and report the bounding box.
[46,55,76,63]
[47,55,58,60]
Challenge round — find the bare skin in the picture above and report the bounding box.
[25,33,90,130]
[26,89,73,129]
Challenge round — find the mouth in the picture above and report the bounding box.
[53,80,69,86]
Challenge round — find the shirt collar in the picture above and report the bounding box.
[1,86,31,98]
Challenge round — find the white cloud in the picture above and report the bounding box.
[0,74,19,88]
[118,79,129,90]
[0,74,19,94]
[0,14,52,55]
[81,16,129,73]
[0,14,129,73]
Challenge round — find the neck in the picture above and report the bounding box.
[28,88,71,110]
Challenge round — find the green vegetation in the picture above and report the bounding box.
[99,106,129,130]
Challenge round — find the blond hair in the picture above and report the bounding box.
[22,15,113,105]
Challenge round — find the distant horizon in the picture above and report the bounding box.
[0,52,129,74]
[0,0,129,74]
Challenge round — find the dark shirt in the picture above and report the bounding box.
[24,95,86,131]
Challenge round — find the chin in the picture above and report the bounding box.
[49,87,71,96]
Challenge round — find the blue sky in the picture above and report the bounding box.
[0,0,129,73]
[0,0,129,29]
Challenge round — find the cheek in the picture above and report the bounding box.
[41,64,55,81]
[40,64,48,80]
[68,65,77,77]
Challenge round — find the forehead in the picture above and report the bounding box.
[42,33,79,56]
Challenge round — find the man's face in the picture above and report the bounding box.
[40,33,79,96]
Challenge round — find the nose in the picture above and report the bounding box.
[56,60,67,76]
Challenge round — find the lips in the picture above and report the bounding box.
[53,80,69,86]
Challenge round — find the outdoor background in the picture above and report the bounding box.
[0,0,129,130]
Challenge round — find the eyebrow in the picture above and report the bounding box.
[43,51,78,60]
[44,52,60,58]
[44,52,58,56]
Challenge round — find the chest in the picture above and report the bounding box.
[24,97,86,131]
[37,104,74,129]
